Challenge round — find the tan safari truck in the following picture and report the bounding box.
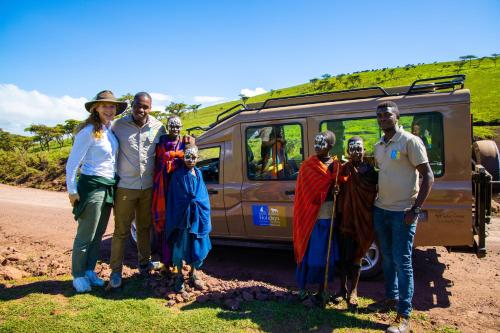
[188,75,497,277]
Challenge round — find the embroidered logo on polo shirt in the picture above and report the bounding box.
[390,149,400,160]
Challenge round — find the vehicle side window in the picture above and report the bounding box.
[402,113,444,176]
[246,124,304,180]
[197,146,221,184]
[320,112,444,177]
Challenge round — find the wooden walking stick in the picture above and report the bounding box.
[322,159,341,306]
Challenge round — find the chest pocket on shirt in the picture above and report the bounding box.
[146,131,161,157]
[142,136,156,159]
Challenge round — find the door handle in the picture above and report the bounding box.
[208,189,218,195]
[285,190,295,195]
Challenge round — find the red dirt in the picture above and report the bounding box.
[1,184,499,332]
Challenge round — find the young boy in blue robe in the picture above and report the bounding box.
[166,145,212,292]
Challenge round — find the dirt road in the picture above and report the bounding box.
[1,184,499,332]
[0,184,115,249]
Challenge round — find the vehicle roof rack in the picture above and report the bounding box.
[215,103,247,122]
[260,86,390,109]
[407,74,465,94]
[187,103,247,135]
[186,74,466,134]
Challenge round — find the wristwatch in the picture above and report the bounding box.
[411,206,422,214]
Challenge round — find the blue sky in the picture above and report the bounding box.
[0,0,499,133]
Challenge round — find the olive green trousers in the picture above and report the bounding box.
[109,187,152,273]
[72,190,111,278]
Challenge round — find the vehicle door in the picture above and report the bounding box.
[240,120,307,241]
[197,144,229,236]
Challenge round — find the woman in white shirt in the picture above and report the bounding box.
[66,90,127,293]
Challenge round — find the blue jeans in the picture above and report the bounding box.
[373,206,417,318]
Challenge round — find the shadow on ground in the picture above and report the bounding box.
[0,274,154,302]
[181,299,388,332]
[1,237,453,313]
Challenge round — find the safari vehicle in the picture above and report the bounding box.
[184,74,496,278]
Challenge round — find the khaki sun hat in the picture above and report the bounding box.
[84,90,128,115]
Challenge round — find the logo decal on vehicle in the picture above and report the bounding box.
[252,205,287,227]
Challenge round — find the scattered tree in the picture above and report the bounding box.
[188,104,202,116]
[491,53,499,67]
[0,129,15,151]
[52,124,66,148]
[165,102,188,117]
[17,136,34,151]
[63,119,81,143]
[459,55,477,68]
[238,94,249,105]
[24,124,54,151]
[0,129,34,152]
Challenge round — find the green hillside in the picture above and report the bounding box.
[0,58,499,190]
[182,58,500,138]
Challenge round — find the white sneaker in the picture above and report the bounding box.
[73,277,92,293]
[85,270,105,287]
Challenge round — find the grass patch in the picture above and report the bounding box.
[473,125,498,140]
[1,276,456,333]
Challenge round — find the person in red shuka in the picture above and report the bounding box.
[293,130,345,301]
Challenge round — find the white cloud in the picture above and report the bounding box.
[193,96,227,105]
[150,92,174,112]
[0,84,88,135]
[240,87,268,97]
